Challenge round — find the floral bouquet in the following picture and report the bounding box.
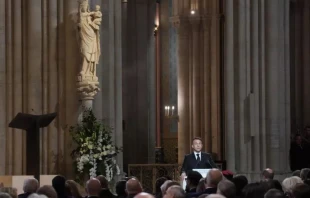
[70,109,122,181]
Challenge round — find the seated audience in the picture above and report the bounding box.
[262,179,283,192]
[125,178,143,198]
[292,183,310,198]
[185,171,202,193]
[163,186,185,198]
[52,175,67,198]
[0,188,17,198]
[96,175,115,198]
[282,176,303,196]
[196,179,206,193]
[222,170,234,181]
[37,185,57,198]
[217,180,236,198]
[160,181,172,196]
[19,178,39,198]
[264,189,285,198]
[134,193,154,198]
[300,168,310,181]
[155,177,167,198]
[242,182,266,198]
[0,193,11,198]
[86,179,101,198]
[28,194,47,198]
[293,170,301,177]
[232,175,248,197]
[261,168,274,181]
[204,195,225,198]
[115,180,127,198]
[65,180,83,198]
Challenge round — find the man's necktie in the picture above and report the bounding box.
[196,154,201,161]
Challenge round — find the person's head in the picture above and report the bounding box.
[192,137,203,152]
[196,178,206,193]
[155,177,167,195]
[300,168,310,181]
[164,182,181,195]
[242,182,266,198]
[0,193,11,198]
[115,180,127,197]
[23,178,39,193]
[65,180,82,198]
[134,192,155,198]
[37,185,58,198]
[186,171,203,189]
[292,183,310,198]
[304,126,310,137]
[295,134,302,145]
[216,180,236,198]
[205,169,223,188]
[263,180,283,192]
[0,188,17,198]
[95,5,100,11]
[232,175,248,196]
[293,170,301,177]
[96,175,109,189]
[28,194,48,198]
[125,178,143,196]
[52,175,66,198]
[262,168,274,180]
[205,195,225,198]
[163,185,185,198]
[282,176,303,194]
[222,170,234,181]
[264,189,285,198]
[86,178,101,196]
[160,180,172,195]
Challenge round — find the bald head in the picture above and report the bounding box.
[23,178,39,193]
[134,192,155,198]
[206,195,226,198]
[96,175,108,189]
[86,179,101,196]
[126,178,143,195]
[164,185,185,198]
[205,169,223,188]
[262,168,274,180]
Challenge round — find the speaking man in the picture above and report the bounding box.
[181,137,217,177]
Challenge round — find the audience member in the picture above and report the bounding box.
[261,168,274,180]
[125,178,143,198]
[86,179,101,198]
[300,168,310,181]
[0,188,17,198]
[282,176,303,195]
[222,170,234,181]
[185,171,202,193]
[52,175,67,198]
[115,180,127,198]
[163,182,180,196]
[37,185,57,198]
[134,193,154,198]
[292,183,310,198]
[19,178,39,198]
[65,180,82,198]
[196,179,206,193]
[264,189,285,198]
[293,170,301,177]
[160,181,172,196]
[232,175,248,197]
[0,193,11,198]
[290,134,309,171]
[96,176,115,198]
[242,182,266,198]
[205,195,225,198]
[28,194,47,198]
[155,177,167,198]
[163,186,185,198]
[217,180,236,198]
[262,179,283,192]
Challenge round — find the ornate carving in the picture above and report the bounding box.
[76,76,100,100]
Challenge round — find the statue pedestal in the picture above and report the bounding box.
[77,75,100,121]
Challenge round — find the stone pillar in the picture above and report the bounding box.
[171,16,190,163]
[225,0,291,181]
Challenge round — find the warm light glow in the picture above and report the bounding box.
[172,106,175,110]
[191,10,195,15]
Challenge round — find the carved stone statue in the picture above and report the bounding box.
[76,0,101,100]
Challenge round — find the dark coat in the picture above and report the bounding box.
[181,152,217,175]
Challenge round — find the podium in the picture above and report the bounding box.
[182,169,211,190]
[9,113,57,181]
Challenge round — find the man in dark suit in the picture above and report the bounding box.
[86,178,101,198]
[181,137,218,176]
[18,178,39,198]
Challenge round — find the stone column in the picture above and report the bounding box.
[225,0,291,181]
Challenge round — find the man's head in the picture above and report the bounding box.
[186,171,203,189]
[282,176,303,194]
[125,178,143,196]
[163,185,185,198]
[293,170,301,177]
[264,189,285,198]
[262,168,274,180]
[192,137,203,152]
[292,183,310,198]
[205,169,223,188]
[295,134,302,145]
[134,192,155,198]
[300,168,310,181]
[216,180,236,198]
[96,175,108,189]
[37,185,58,198]
[205,195,225,198]
[23,178,39,193]
[86,178,101,196]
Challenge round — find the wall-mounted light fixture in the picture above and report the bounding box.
[154,24,158,36]
[164,105,178,120]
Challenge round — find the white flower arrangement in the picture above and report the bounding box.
[70,109,122,182]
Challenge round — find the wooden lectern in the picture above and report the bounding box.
[8,113,57,181]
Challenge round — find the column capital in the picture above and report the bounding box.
[170,16,190,35]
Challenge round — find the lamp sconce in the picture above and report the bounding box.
[164,105,179,121]
[154,25,158,36]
